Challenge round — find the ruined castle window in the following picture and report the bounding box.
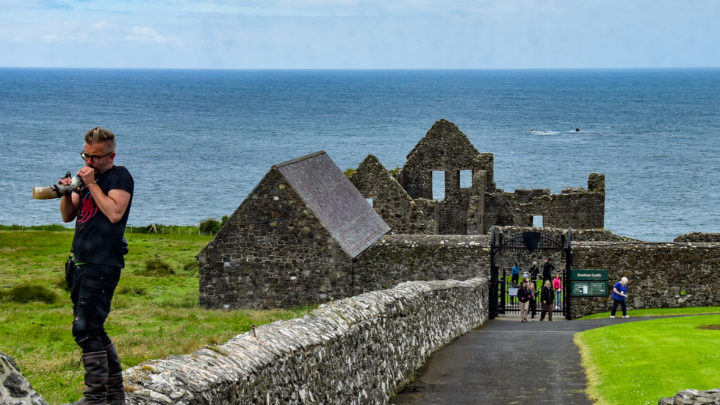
[432,171,445,200]
[366,198,374,208]
[533,215,544,228]
[460,170,472,188]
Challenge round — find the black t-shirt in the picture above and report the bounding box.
[72,165,134,268]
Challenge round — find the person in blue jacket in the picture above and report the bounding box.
[511,263,520,286]
[610,277,629,318]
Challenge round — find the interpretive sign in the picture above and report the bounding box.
[571,269,609,297]
[571,281,608,297]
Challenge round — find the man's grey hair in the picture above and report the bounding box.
[85,127,116,150]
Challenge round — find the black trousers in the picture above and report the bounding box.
[540,303,553,321]
[71,263,121,353]
[529,298,537,318]
[611,299,627,316]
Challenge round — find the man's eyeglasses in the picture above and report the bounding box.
[80,152,112,161]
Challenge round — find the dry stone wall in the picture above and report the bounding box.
[354,234,490,293]
[124,277,489,405]
[201,223,491,310]
[454,228,720,320]
[674,232,720,243]
[660,388,720,404]
[570,241,720,318]
[202,208,720,317]
[488,227,635,275]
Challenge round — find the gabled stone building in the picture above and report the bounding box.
[351,119,605,235]
[198,151,390,309]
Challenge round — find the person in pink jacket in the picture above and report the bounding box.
[552,272,563,309]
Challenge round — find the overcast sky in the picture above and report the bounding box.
[1,0,719,69]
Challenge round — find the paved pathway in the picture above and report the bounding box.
[391,316,643,405]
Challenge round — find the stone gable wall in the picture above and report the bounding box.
[400,119,480,200]
[199,168,352,309]
[398,120,484,235]
[350,155,429,234]
[124,277,489,405]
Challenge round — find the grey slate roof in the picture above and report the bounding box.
[276,151,390,258]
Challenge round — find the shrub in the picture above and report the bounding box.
[199,219,221,235]
[1,284,59,304]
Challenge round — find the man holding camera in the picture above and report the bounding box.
[60,127,133,404]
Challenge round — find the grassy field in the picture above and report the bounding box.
[0,226,313,405]
[576,308,720,405]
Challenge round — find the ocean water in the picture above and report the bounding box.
[1,68,719,242]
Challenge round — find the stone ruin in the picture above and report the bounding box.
[350,119,605,235]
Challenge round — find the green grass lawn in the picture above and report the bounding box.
[576,309,720,405]
[0,227,313,405]
[580,306,720,319]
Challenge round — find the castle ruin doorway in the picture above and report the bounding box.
[489,227,573,320]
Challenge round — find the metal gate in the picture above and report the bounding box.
[489,227,573,320]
